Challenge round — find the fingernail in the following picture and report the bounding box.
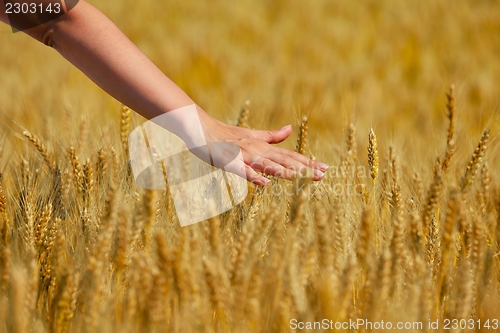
[314,169,325,179]
[261,178,271,185]
[316,162,329,171]
[281,125,291,130]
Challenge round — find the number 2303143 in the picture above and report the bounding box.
[5,2,61,14]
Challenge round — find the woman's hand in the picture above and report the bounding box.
[196,109,329,186]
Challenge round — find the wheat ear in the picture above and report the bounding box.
[0,174,9,245]
[442,85,456,173]
[296,115,308,155]
[346,123,357,163]
[367,128,379,247]
[368,128,379,184]
[23,131,55,169]
[120,104,132,160]
[460,129,490,192]
[237,100,250,128]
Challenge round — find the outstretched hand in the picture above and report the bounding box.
[197,110,329,186]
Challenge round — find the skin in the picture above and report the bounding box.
[0,0,329,186]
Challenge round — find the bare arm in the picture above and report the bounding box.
[19,1,193,118]
[0,1,7,23]
[1,0,328,185]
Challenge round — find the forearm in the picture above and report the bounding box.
[20,1,196,120]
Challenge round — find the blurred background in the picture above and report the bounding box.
[0,0,499,170]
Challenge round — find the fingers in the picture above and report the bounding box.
[248,156,297,180]
[246,125,329,172]
[247,153,325,181]
[206,143,271,186]
[267,153,325,180]
[250,125,292,144]
[244,164,270,186]
[217,124,329,185]
[240,142,328,182]
[274,146,329,172]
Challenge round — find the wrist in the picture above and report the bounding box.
[149,104,211,150]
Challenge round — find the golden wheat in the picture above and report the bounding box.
[0,1,499,331]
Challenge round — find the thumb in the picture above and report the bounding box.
[252,124,292,144]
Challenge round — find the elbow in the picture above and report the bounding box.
[40,23,56,48]
[38,11,71,49]
[23,16,64,50]
[32,0,83,49]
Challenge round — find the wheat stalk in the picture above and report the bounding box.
[368,128,379,247]
[0,174,9,245]
[68,147,84,195]
[23,130,55,169]
[442,84,456,173]
[296,115,308,155]
[356,208,372,270]
[237,100,251,128]
[120,104,132,160]
[368,128,379,184]
[83,158,94,207]
[460,129,490,192]
[96,148,108,188]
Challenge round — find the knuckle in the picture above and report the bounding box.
[282,155,294,166]
[249,159,260,170]
[262,160,275,174]
[262,158,273,167]
[239,137,250,145]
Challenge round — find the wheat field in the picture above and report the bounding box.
[1,0,500,332]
